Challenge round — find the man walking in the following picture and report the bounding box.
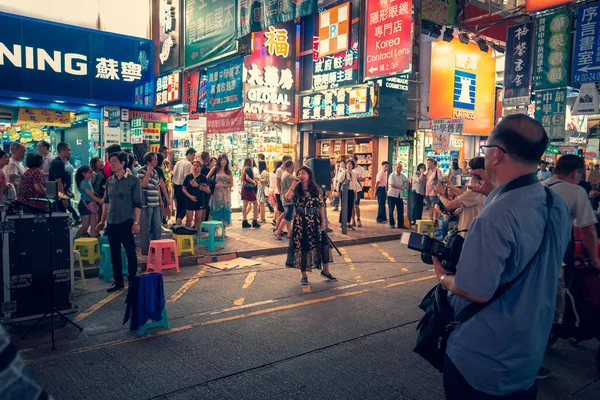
[49,142,79,223]
[96,152,143,293]
[274,160,295,240]
[137,152,162,256]
[375,161,389,223]
[433,114,570,399]
[4,142,26,188]
[387,163,408,229]
[37,140,54,181]
[172,148,196,224]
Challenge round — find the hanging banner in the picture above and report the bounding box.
[206,107,244,134]
[318,2,351,58]
[534,87,567,140]
[188,71,200,119]
[184,0,238,68]
[155,71,183,108]
[504,22,534,107]
[432,118,464,135]
[207,57,243,111]
[130,117,143,144]
[364,0,412,80]
[421,0,456,26]
[16,108,71,127]
[158,0,181,73]
[238,0,317,37]
[572,3,600,84]
[244,21,296,122]
[299,82,378,122]
[533,11,571,90]
[573,82,600,115]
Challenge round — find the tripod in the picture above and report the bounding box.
[20,199,83,350]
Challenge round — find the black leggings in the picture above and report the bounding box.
[174,185,187,220]
[338,190,355,225]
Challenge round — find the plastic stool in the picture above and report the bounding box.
[73,238,100,264]
[147,240,180,273]
[197,221,225,252]
[98,235,109,247]
[73,250,86,289]
[415,220,435,237]
[99,244,129,283]
[173,234,195,256]
[126,273,169,337]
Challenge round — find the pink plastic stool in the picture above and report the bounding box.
[147,239,180,273]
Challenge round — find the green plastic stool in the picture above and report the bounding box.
[197,221,225,252]
[99,244,128,282]
[99,235,109,247]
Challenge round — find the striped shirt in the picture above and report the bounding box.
[137,166,161,208]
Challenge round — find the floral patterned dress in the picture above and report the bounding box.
[210,173,232,225]
[256,170,270,203]
[285,188,333,272]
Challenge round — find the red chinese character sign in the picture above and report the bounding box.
[364,0,412,80]
[207,108,244,134]
[243,22,296,122]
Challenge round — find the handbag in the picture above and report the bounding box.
[244,182,257,191]
[82,199,99,214]
[414,175,553,372]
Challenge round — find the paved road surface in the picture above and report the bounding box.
[11,241,600,399]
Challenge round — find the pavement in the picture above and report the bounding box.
[8,242,600,400]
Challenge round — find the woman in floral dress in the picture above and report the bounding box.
[209,154,233,231]
[284,166,336,285]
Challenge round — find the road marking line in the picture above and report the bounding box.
[355,275,363,283]
[302,284,312,293]
[371,243,408,271]
[167,266,208,303]
[73,289,125,322]
[70,290,369,355]
[242,271,257,289]
[233,298,245,306]
[202,300,279,316]
[339,248,356,271]
[385,275,437,288]
[333,279,384,291]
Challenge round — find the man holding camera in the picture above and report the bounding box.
[433,115,571,399]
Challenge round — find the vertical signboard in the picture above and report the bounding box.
[155,71,183,108]
[244,22,296,122]
[184,0,238,68]
[571,3,600,84]
[188,71,200,119]
[504,22,534,106]
[318,2,351,58]
[534,11,571,90]
[206,58,243,111]
[158,0,181,73]
[131,117,143,144]
[364,0,412,80]
[534,88,567,140]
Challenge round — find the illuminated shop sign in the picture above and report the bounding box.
[155,71,182,107]
[299,82,377,122]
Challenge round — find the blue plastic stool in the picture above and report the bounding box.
[126,273,169,337]
[134,308,169,337]
[98,235,109,247]
[197,221,225,251]
[99,244,128,282]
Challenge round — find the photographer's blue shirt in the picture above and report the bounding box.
[447,177,570,396]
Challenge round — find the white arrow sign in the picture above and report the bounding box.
[578,65,600,73]
[368,66,379,73]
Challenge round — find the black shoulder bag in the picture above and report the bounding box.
[413,174,554,372]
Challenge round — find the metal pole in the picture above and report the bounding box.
[341,180,348,235]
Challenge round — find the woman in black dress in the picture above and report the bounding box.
[182,161,210,234]
[284,166,336,285]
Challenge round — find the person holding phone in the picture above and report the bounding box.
[137,152,163,256]
[425,158,443,224]
[183,161,211,234]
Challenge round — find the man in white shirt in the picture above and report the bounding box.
[352,155,366,227]
[537,160,552,181]
[172,148,196,224]
[387,163,408,229]
[4,142,26,189]
[37,140,54,181]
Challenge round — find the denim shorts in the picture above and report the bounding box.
[426,196,438,207]
[284,205,294,221]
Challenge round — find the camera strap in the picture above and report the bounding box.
[455,178,554,324]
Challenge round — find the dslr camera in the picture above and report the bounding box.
[404,232,465,273]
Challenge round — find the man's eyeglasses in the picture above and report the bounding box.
[481,144,507,153]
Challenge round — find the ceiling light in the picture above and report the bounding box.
[458,32,470,45]
[18,96,30,100]
[323,131,328,133]
[442,27,454,42]
[54,100,66,104]
[492,43,505,54]
[173,104,184,108]
[338,132,343,135]
[87,103,97,107]
[354,133,359,136]
[475,37,489,52]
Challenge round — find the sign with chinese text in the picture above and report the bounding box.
[364,0,412,80]
[184,0,238,68]
[121,108,130,122]
[422,0,456,26]
[318,3,351,57]
[121,121,130,143]
[299,82,377,122]
[158,0,181,73]
[504,22,534,107]
[573,82,600,115]
[17,108,71,127]
[534,11,571,90]
[586,137,599,159]
[244,22,296,122]
[572,3,600,84]
[187,71,200,119]
[207,107,244,133]
[238,0,317,37]
[429,39,495,135]
[207,57,243,111]
[135,82,154,107]
[534,88,567,140]
[143,122,166,141]
[131,117,143,144]
[312,40,359,90]
[104,106,121,128]
[526,0,574,13]
[0,12,153,108]
[155,71,182,108]
[432,118,464,135]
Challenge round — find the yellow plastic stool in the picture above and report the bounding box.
[415,220,435,237]
[73,250,86,289]
[173,234,195,256]
[73,238,100,264]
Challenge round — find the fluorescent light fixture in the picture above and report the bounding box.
[87,103,97,107]
[354,133,359,136]
[323,131,328,133]
[338,132,344,135]
[18,96,30,100]
[54,100,66,104]
[173,104,184,108]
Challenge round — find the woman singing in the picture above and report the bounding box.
[284,166,336,286]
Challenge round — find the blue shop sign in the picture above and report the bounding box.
[0,12,153,109]
[572,3,600,84]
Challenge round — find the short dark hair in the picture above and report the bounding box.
[346,159,356,169]
[201,151,210,162]
[275,161,282,170]
[282,155,292,163]
[90,157,101,171]
[468,156,485,171]
[553,155,584,176]
[284,160,294,168]
[143,152,156,165]
[186,148,197,156]
[108,151,128,166]
[159,146,168,153]
[106,144,121,156]
[258,153,265,160]
[382,161,389,166]
[25,152,44,169]
[39,140,50,151]
[56,142,69,153]
[491,114,548,164]
[539,160,549,166]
